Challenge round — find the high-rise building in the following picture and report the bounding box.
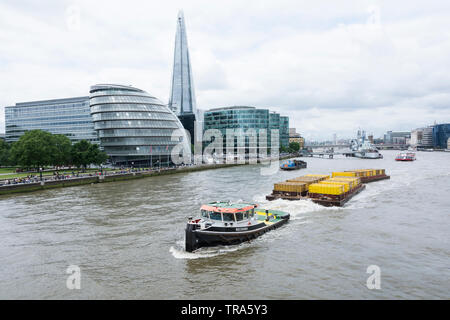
[203,106,289,153]
[383,131,410,144]
[411,126,433,148]
[169,10,197,145]
[432,123,450,149]
[89,84,189,166]
[421,127,434,147]
[279,116,289,148]
[5,96,98,144]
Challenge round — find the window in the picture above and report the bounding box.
[209,211,222,221]
[236,212,244,221]
[223,213,235,222]
[201,210,209,219]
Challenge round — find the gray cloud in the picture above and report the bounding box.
[1,0,450,140]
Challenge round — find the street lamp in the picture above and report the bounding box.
[39,167,43,181]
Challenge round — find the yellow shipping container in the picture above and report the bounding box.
[287,176,321,184]
[329,178,354,189]
[329,176,360,184]
[305,174,330,181]
[274,182,307,193]
[371,169,385,175]
[320,181,350,192]
[353,169,371,177]
[332,171,358,178]
[330,177,360,188]
[308,183,345,195]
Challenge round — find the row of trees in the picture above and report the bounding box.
[0,130,108,170]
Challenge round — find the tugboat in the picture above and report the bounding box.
[280,159,307,170]
[395,152,416,161]
[185,201,290,252]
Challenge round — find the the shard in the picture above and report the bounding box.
[169,11,198,145]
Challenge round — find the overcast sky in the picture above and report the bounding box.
[1,0,450,140]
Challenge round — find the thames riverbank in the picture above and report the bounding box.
[0,155,295,196]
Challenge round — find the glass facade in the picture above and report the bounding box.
[432,123,450,149]
[90,84,189,166]
[280,116,290,148]
[5,96,98,143]
[169,10,197,116]
[203,106,289,152]
[169,11,198,145]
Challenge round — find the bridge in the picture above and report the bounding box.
[304,144,350,149]
[299,149,355,159]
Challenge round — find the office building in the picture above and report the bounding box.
[90,84,189,166]
[203,106,289,153]
[432,123,450,149]
[5,96,98,144]
[383,131,410,144]
[169,10,198,145]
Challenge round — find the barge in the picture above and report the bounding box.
[265,169,389,207]
[338,169,390,183]
[308,183,366,207]
[185,201,290,252]
[280,159,307,171]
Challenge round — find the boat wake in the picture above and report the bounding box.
[253,195,342,220]
[170,240,250,260]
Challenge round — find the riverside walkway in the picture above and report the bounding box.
[0,154,295,195]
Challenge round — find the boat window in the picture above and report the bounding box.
[223,213,235,221]
[209,211,222,221]
[201,210,209,218]
[250,209,254,217]
[236,212,244,221]
[243,211,249,220]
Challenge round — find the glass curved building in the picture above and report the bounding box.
[90,84,190,166]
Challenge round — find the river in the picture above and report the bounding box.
[0,150,449,299]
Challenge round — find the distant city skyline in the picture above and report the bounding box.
[1,0,450,140]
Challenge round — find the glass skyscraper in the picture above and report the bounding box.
[5,96,98,143]
[203,106,289,152]
[169,10,198,145]
[90,84,189,166]
[432,123,450,149]
[279,116,290,148]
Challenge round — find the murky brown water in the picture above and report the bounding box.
[0,150,449,299]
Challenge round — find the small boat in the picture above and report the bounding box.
[395,152,416,161]
[280,159,307,170]
[185,201,290,252]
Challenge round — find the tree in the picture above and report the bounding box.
[89,143,108,166]
[288,142,300,153]
[71,140,108,170]
[9,130,56,168]
[52,134,73,167]
[280,145,289,153]
[0,139,11,166]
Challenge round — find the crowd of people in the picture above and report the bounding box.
[0,164,196,187]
